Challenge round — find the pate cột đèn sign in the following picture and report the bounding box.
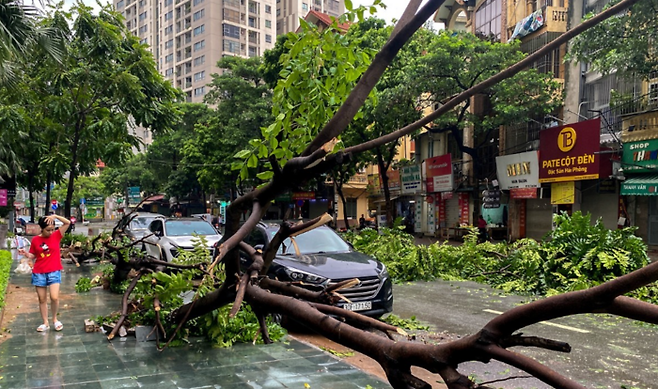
[539,118,600,183]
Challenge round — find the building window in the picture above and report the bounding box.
[193,9,205,21]
[248,46,257,57]
[194,55,205,66]
[475,0,501,40]
[138,25,148,34]
[194,71,205,81]
[248,1,258,13]
[223,23,241,38]
[302,2,308,11]
[649,82,658,105]
[345,198,357,219]
[117,0,124,8]
[140,37,148,44]
[164,25,173,35]
[165,54,173,63]
[139,11,147,21]
[165,68,174,76]
[194,40,206,51]
[223,39,240,54]
[194,86,205,96]
[164,39,173,49]
[265,19,271,28]
[193,25,205,36]
[265,34,272,43]
[193,0,204,5]
[164,11,173,21]
[276,8,280,16]
[164,0,173,5]
[265,4,271,13]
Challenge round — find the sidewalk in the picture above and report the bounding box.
[0,252,392,389]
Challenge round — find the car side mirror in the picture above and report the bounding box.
[154,230,163,237]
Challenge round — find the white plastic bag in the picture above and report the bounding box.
[15,259,32,275]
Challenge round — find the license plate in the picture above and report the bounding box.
[343,301,372,312]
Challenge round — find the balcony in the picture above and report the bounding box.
[616,92,658,117]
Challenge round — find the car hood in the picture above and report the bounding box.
[273,251,382,279]
[165,235,222,248]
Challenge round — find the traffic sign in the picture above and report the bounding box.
[51,199,57,205]
[80,198,86,204]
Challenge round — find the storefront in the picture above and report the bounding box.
[424,154,454,235]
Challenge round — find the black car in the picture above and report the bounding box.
[234,221,393,318]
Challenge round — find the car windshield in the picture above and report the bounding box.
[130,216,157,230]
[165,220,217,236]
[272,228,351,255]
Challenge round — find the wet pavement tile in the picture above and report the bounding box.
[0,259,392,389]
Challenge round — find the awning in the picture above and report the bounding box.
[621,175,658,195]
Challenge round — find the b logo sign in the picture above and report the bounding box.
[558,127,577,152]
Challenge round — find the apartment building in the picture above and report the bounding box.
[114,0,277,104]
[276,0,344,35]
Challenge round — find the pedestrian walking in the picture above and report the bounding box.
[477,215,488,243]
[17,214,71,332]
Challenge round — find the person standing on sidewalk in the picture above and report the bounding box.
[18,214,70,332]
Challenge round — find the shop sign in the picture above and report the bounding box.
[510,188,537,199]
[482,190,501,208]
[539,118,600,183]
[367,174,382,196]
[275,193,292,202]
[386,170,401,191]
[400,165,422,194]
[597,179,616,194]
[0,189,6,206]
[495,151,540,189]
[551,181,575,204]
[425,154,454,193]
[621,139,658,173]
[426,195,434,203]
[292,191,315,200]
[441,191,453,200]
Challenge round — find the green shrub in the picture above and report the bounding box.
[0,251,12,309]
[343,211,653,302]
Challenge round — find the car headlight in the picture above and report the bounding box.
[283,267,327,284]
[377,263,389,280]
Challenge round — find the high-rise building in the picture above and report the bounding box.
[276,0,344,35]
[114,0,277,104]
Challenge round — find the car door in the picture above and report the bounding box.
[144,219,165,259]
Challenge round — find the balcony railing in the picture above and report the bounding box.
[615,91,658,116]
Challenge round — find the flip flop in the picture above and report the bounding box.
[54,321,63,331]
[37,324,50,332]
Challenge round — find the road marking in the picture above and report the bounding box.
[483,309,591,334]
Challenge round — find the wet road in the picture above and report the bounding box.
[392,279,658,389]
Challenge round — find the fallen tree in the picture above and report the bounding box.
[96,1,657,388]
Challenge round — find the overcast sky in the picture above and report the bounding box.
[352,1,441,29]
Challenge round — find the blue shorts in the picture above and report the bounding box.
[31,271,62,287]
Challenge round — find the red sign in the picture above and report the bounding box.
[539,118,600,183]
[51,199,57,205]
[426,154,453,192]
[292,192,315,200]
[426,195,434,203]
[510,188,537,199]
[0,189,6,207]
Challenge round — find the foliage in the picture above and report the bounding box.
[96,235,286,346]
[75,277,92,293]
[344,212,654,302]
[182,60,270,196]
[234,9,376,184]
[10,2,182,218]
[0,250,12,309]
[196,303,287,348]
[382,314,430,331]
[568,0,658,79]
[61,232,90,248]
[51,176,105,205]
[100,152,161,197]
